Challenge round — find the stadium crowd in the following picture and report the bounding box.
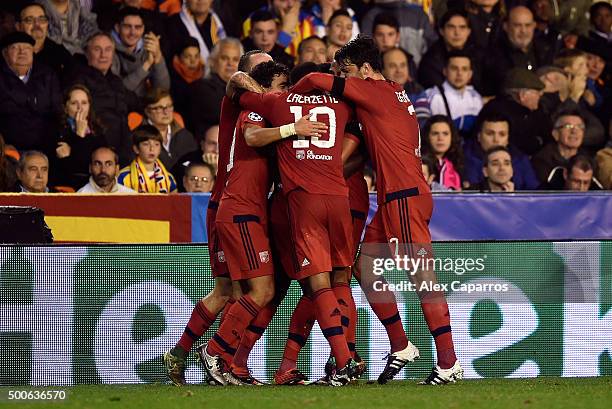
[0,0,611,195]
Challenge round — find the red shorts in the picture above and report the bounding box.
[216,215,274,281]
[206,204,229,278]
[268,190,297,278]
[286,189,354,280]
[362,188,433,258]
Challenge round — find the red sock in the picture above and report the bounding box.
[312,288,351,367]
[332,282,355,358]
[232,304,277,370]
[219,298,235,325]
[421,293,456,369]
[279,295,315,372]
[348,289,358,358]
[207,295,261,359]
[176,300,217,353]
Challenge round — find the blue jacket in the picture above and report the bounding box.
[463,139,540,190]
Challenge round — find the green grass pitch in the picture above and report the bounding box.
[3,378,612,409]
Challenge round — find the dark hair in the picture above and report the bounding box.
[61,84,103,134]
[298,35,326,55]
[420,153,440,180]
[178,36,200,56]
[85,32,114,51]
[445,50,472,68]
[438,9,470,30]
[251,10,277,25]
[476,112,511,135]
[483,145,511,166]
[185,161,216,180]
[132,124,162,146]
[17,2,46,21]
[143,87,172,108]
[328,9,351,26]
[91,146,119,165]
[335,36,383,72]
[566,154,595,173]
[590,1,612,23]
[373,12,399,32]
[116,6,144,25]
[553,108,584,128]
[238,49,266,72]
[290,61,331,84]
[250,61,290,88]
[421,115,464,176]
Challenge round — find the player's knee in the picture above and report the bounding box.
[250,285,275,307]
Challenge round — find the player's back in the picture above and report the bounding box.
[217,110,272,222]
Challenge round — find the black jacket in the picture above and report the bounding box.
[188,73,226,138]
[162,13,214,67]
[0,58,61,152]
[242,37,294,69]
[35,38,74,82]
[65,63,139,165]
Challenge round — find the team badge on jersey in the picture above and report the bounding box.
[296,150,305,160]
[248,112,263,122]
[217,251,226,263]
[259,251,270,263]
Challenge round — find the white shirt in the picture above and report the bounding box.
[77,177,137,194]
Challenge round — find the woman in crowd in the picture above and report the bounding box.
[53,84,106,190]
[143,88,198,170]
[304,0,360,40]
[169,37,204,119]
[422,115,465,191]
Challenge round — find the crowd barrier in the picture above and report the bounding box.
[1,192,610,243]
[1,241,610,385]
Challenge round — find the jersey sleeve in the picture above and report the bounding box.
[241,111,266,131]
[344,121,363,145]
[238,91,276,121]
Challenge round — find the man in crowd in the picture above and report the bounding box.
[182,161,214,193]
[37,0,99,55]
[78,146,136,193]
[297,35,327,65]
[111,7,170,97]
[0,31,61,153]
[382,47,422,100]
[242,10,294,68]
[471,146,516,192]
[371,12,400,53]
[545,154,603,191]
[16,150,50,193]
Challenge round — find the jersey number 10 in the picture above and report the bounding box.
[289,106,337,149]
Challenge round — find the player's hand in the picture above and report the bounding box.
[294,113,328,138]
[56,142,71,158]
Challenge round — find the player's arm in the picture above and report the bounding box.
[226,71,265,99]
[291,73,374,108]
[244,113,328,147]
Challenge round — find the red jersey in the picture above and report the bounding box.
[210,96,241,204]
[292,74,430,204]
[217,110,271,222]
[238,90,353,197]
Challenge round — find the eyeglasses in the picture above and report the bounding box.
[556,124,585,131]
[188,176,210,183]
[21,16,49,25]
[148,104,174,113]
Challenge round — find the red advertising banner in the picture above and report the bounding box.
[0,194,192,243]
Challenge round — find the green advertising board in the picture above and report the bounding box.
[1,242,610,385]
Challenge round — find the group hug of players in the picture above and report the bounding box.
[163,36,464,387]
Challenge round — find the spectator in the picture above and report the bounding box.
[53,84,106,189]
[77,146,136,193]
[551,0,591,39]
[14,2,73,79]
[527,0,563,56]
[37,0,99,55]
[464,112,540,190]
[588,2,612,46]
[421,115,463,190]
[415,51,482,137]
[372,12,400,53]
[361,0,437,66]
[418,9,484,92]
[324,9,353,61]
[68,32,140,165]
[182,161,214,193]
[421,153,450,191]
[471,145,515,192]
[382,47,422,100]
[297,35,327,65]
[172,123,219,187]
[163,0,226,65]
[96,0,166,36]
[242,10,293,69]
[110,7,170,97]
[545,153,603,191]
[595,143,612,189]
[169,37,204,118]
[0,133,18,192]
[189,37,242,138]
[532,110,587,183]
[465,0,505,52]
[16,150,50,193]
[483,6,554,96]
[143,88,197,170]
[478,68,551,155]
[242,0,315,57]
[578,37,609,114]
[0,31,61,152]
[305,0,360,41]
[117,125,177,193]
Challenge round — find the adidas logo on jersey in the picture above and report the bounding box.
[301,258,310,267]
